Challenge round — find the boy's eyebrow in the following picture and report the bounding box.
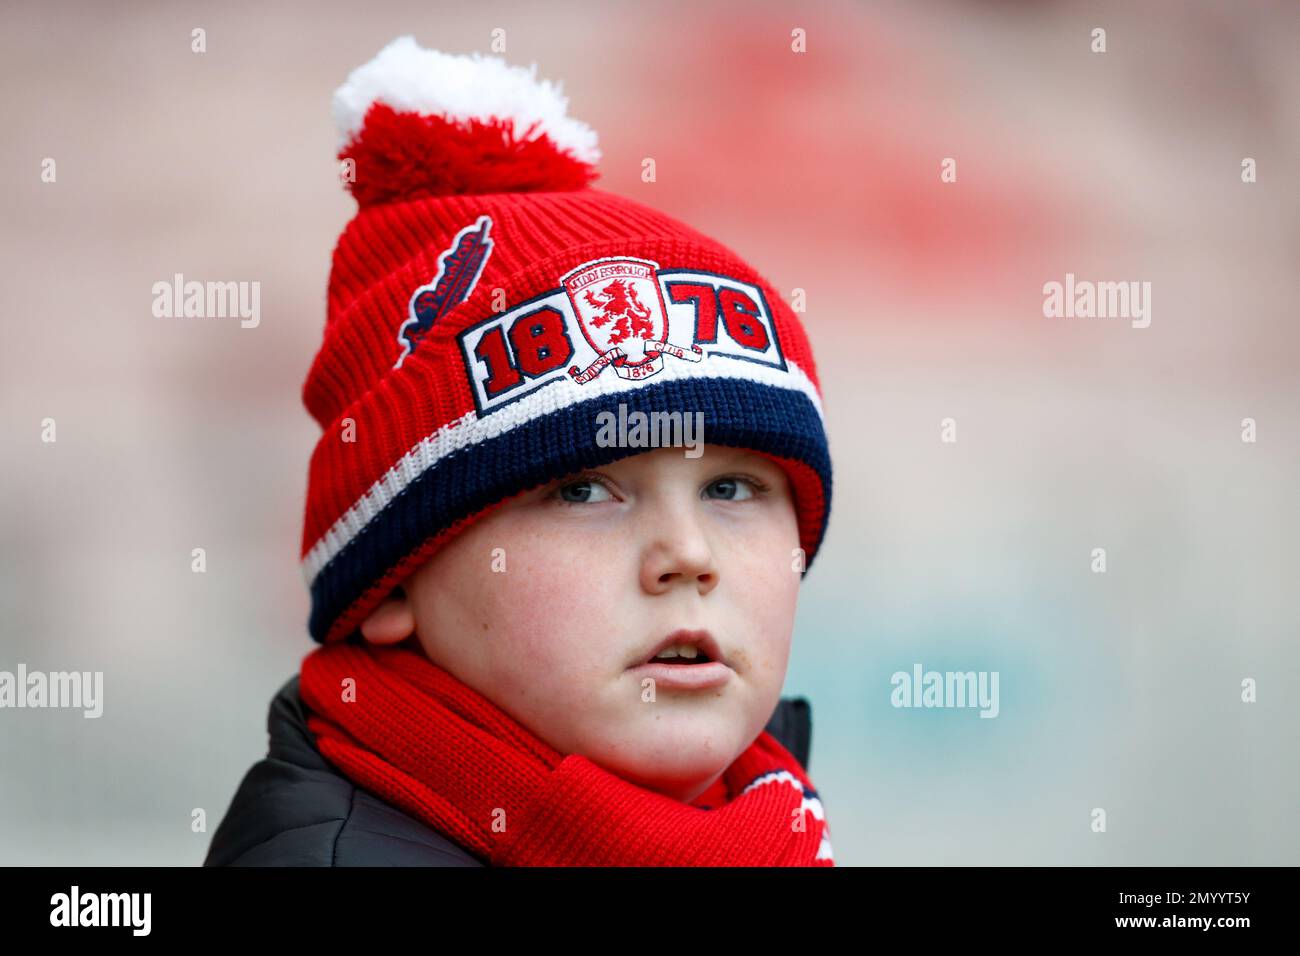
[562,448,779,476]
[699,449,786,483]
[712,448,776,469]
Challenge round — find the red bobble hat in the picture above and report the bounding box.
[300,36,833,644]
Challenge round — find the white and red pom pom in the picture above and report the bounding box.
[333,36,601,207]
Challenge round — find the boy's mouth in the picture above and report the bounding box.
[627,629,733,691]
[631,629,726,669]
[650,646,713,664]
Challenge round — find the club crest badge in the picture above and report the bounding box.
[560,257,702,383]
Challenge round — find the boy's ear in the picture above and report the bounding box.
[359,585,415,645]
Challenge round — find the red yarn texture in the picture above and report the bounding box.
[341,103,599,207]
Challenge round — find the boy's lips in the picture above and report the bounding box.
[630,628,727,669]
[626,660,732,690]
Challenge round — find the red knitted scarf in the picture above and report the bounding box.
[298,641,834,866]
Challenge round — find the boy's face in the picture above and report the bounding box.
[362,443,803,805]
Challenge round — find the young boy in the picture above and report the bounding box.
[204,36,835,867]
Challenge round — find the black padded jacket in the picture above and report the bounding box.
[203,674,814,866]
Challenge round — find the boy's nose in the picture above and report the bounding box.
[638,511,718,597]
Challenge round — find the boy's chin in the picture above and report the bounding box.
[588,727,745,800]
[606,757,732,804]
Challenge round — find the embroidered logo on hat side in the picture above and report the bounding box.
[394,215,494,369]
[457,255,786,416]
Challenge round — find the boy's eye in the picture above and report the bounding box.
[555,479,613,504]
[552,473,766,504]
[703,477,757,501]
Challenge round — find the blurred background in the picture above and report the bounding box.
[1,0,1297,865]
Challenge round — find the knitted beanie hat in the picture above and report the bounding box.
[301,36,833,645]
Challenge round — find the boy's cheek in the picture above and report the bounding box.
[479,569,623,665]
[728,542,801,606]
